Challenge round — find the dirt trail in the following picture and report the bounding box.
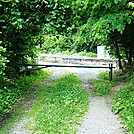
[9,67,127,134]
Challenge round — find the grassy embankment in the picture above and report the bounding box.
[91,71,134,134]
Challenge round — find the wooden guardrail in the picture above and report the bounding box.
[19,63,115,81]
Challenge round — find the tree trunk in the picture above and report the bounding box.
[114,43,123,70]
[128,46,132,66]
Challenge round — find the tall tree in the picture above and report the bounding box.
[75,0,134,70]
[1,0,57,76]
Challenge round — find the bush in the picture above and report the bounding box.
[98,71,109,80]
[0,46,8,75]
[112,82,134,133]
[78,51,97,58]
[0,70,50,117]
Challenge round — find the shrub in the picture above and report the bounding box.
[0,70,50,116]
[112,82,134,133]
[78,51,97,58]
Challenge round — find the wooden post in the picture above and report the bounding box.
[109,63,113,81]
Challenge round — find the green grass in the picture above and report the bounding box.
[0,106,26,134]
[0,70,51,134]
[91,79,116,96]
[97,71,110,80]
[27,74,88,134]
[90,71,117,96]
[0,70,51,116]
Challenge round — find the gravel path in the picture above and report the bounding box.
[76,96,127,134]
[9,67,127,134]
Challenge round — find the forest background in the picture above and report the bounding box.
[1,0,134,77]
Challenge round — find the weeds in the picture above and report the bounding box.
[28,74,88,134]
[91,79,116,96]
[112,82,134,133]
[91,71,117,96]
[0,70,51,124]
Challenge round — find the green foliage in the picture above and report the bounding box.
[0,46,8,76]
[91,71,117,96]
[98,71,109,80]
[0,70,50,116]
[60,50,75,55]
[75,0,134,69]
[128,2,134,15]
[1,0,37,75]
[112,82,134,133]
[28,74,88,133]
[40,34,74,54]
[78,51,97,58]
[91,79,116,96]
[38,0,96,54]
[1,0,89,76]
[1,0,134,76]
[1,0,64,75]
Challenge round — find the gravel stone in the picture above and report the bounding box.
[9,117,31,134]
[76,96,127,134]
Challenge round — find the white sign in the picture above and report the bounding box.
[97,46,110,59]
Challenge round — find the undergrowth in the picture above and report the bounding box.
[91,71,117,96]
[27,74,88,134]
[112,73,134,134]
[91,79,116,96]
[0,70,51,123]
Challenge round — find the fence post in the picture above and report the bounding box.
[109,63,113,81]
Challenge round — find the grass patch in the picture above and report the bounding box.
[0,70,51,133]
[98,71,110,80]
[27,74,88,134]
[0,70,51,116]
[0,106,25,134]
[91,71,117,96]
[91,79,116,96]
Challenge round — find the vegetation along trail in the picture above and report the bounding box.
[9,67,127,134]
[49,67,128,134]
